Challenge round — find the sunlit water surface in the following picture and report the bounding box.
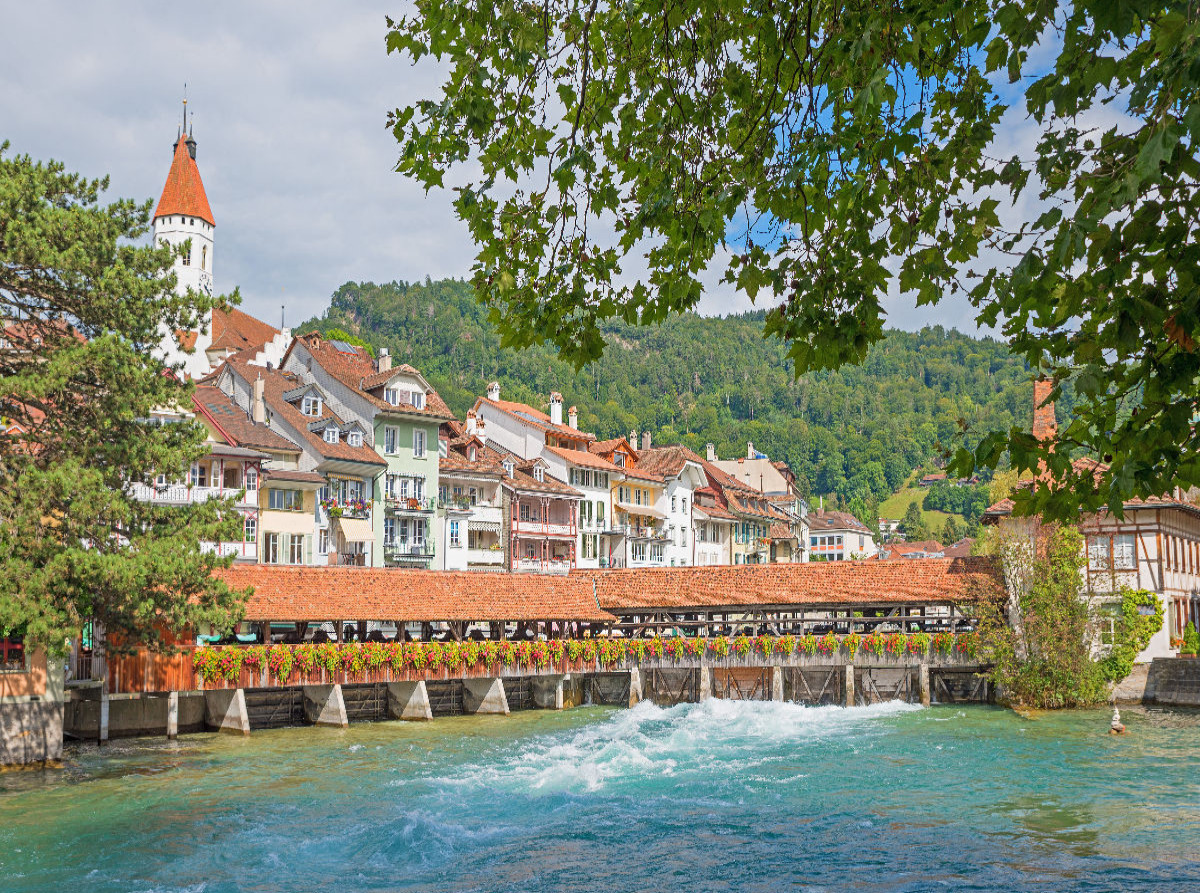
[3,700,1199,892]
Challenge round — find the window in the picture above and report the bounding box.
[347,431,363,448]
[1114,534,1135,570]
[396,518,410,544]
[450,521,461,547]
[411,391,425,409]
[201,245,207,270]
[243,516,257,544]
[469,487,478,506]
[520,502,531,522]
[632,542,647,562]
[385,475,397,500]
[289,535,306,565]
[192,463,207,487]
[0,635,25,673]
[318,528,329,555]
[384,426,398,453]
[182,243,191,266]
[245,468,258,491]
[265,533,280,564]
[413,478,424,501]
[634,488,643,506]
[301,395,322,416]
[650,543,664,562]
[503,460,514,477]
[672,495,677,512]
[681,497,687,514]
[384,387,400,405]
[614,453,625,468]
[384,517,396,546]
[268,488,302,511]
[156,471,168,487]
[413,429,426,458]
[324,427,339,444]
[596,501,605,527]
[583,534,598,559]
[534,466,544,482]
[412,519,426,546]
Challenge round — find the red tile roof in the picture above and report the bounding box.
[289,333,454,421]
[192,385,300,454]
[634,444,705,477]
[222,356,385,467]
[154,135,214,226]
[810,509,873,535]
[545,445,621,472]
[582,557,1001,611]
[888,540,945,555]
[473,396,595,443]
[262,468,326,485]
[210,307,280,354]
[219,566,614,622]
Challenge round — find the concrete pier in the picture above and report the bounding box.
[302,684,348,728]
[204,688,251,735]
[166,691,179,740]
[627,667,643,707]
[386,681,433,721]
[531,674,565,710]
[463,678,509,715]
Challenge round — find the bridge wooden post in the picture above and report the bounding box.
[918,663,931,707]
[770,666,784,702]
[697,665,712,702]
[843,665,855,708]
[628,667,643,707]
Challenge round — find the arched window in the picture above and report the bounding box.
[201,245,207,270]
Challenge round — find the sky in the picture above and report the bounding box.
[1,3,1033,334]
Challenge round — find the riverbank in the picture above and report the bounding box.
[4,701,1199,892]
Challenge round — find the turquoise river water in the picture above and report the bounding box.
[2,700,1200,892]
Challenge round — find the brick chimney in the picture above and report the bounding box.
[629,428,637,448]
[568,406,578,429]
[549,392,563,426]
[486,381,500,402]
[377,347,392,373]
[252,375,266,424]
[641,431,651,451]
[1033,379,1057,441]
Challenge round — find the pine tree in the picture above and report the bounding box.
[0,145,248,652]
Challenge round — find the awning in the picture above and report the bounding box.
[468,520,502,533]
[616,502,667,520]
[336,517,375,543]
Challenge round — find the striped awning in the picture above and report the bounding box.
[336,517,375,543]
[468,520,502,533]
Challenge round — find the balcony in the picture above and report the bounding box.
[203,541,259,561]
[321,499,371,521]
[386,495,436,514]
[608,522,668,541]
[513,558,572,575]
[384,542,435,563]
[512,518,577,538]
[466,547,505,568]
[335,552,369,567]
[129,482,257,509]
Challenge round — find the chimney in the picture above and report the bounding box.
[629,428,637,447]
[641,431,651,451]
[252,375,266,424]
[487,381,500,402]
[476,417,487,444]
[706,443,716,462]
[549,392,563,426]
[1033,378,1057,442]
[568,406,578,429]
[377,347,392,373]
[465,409,477,436]
[747,441,755,459]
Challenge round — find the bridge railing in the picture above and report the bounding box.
[164,632,983,693]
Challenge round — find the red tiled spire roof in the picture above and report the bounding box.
[154,133,214,226]
[1032,378,1057,442]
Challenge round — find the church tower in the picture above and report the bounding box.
[153,103,216,379]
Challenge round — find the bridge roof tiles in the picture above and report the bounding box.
[219,566,614,623]
[583,557,1001,611]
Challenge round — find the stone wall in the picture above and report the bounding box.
[1145,658,1200,707]
[1,656,63,768]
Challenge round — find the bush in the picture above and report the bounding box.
[1183,622,1200,657]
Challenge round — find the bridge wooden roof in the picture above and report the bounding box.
[582,558,1001,612]
[218,566,614,623]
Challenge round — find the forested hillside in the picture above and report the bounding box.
[297,279,1044,520]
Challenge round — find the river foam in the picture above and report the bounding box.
[443,698,923,795]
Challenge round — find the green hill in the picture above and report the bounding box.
[297,278,1038,516]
